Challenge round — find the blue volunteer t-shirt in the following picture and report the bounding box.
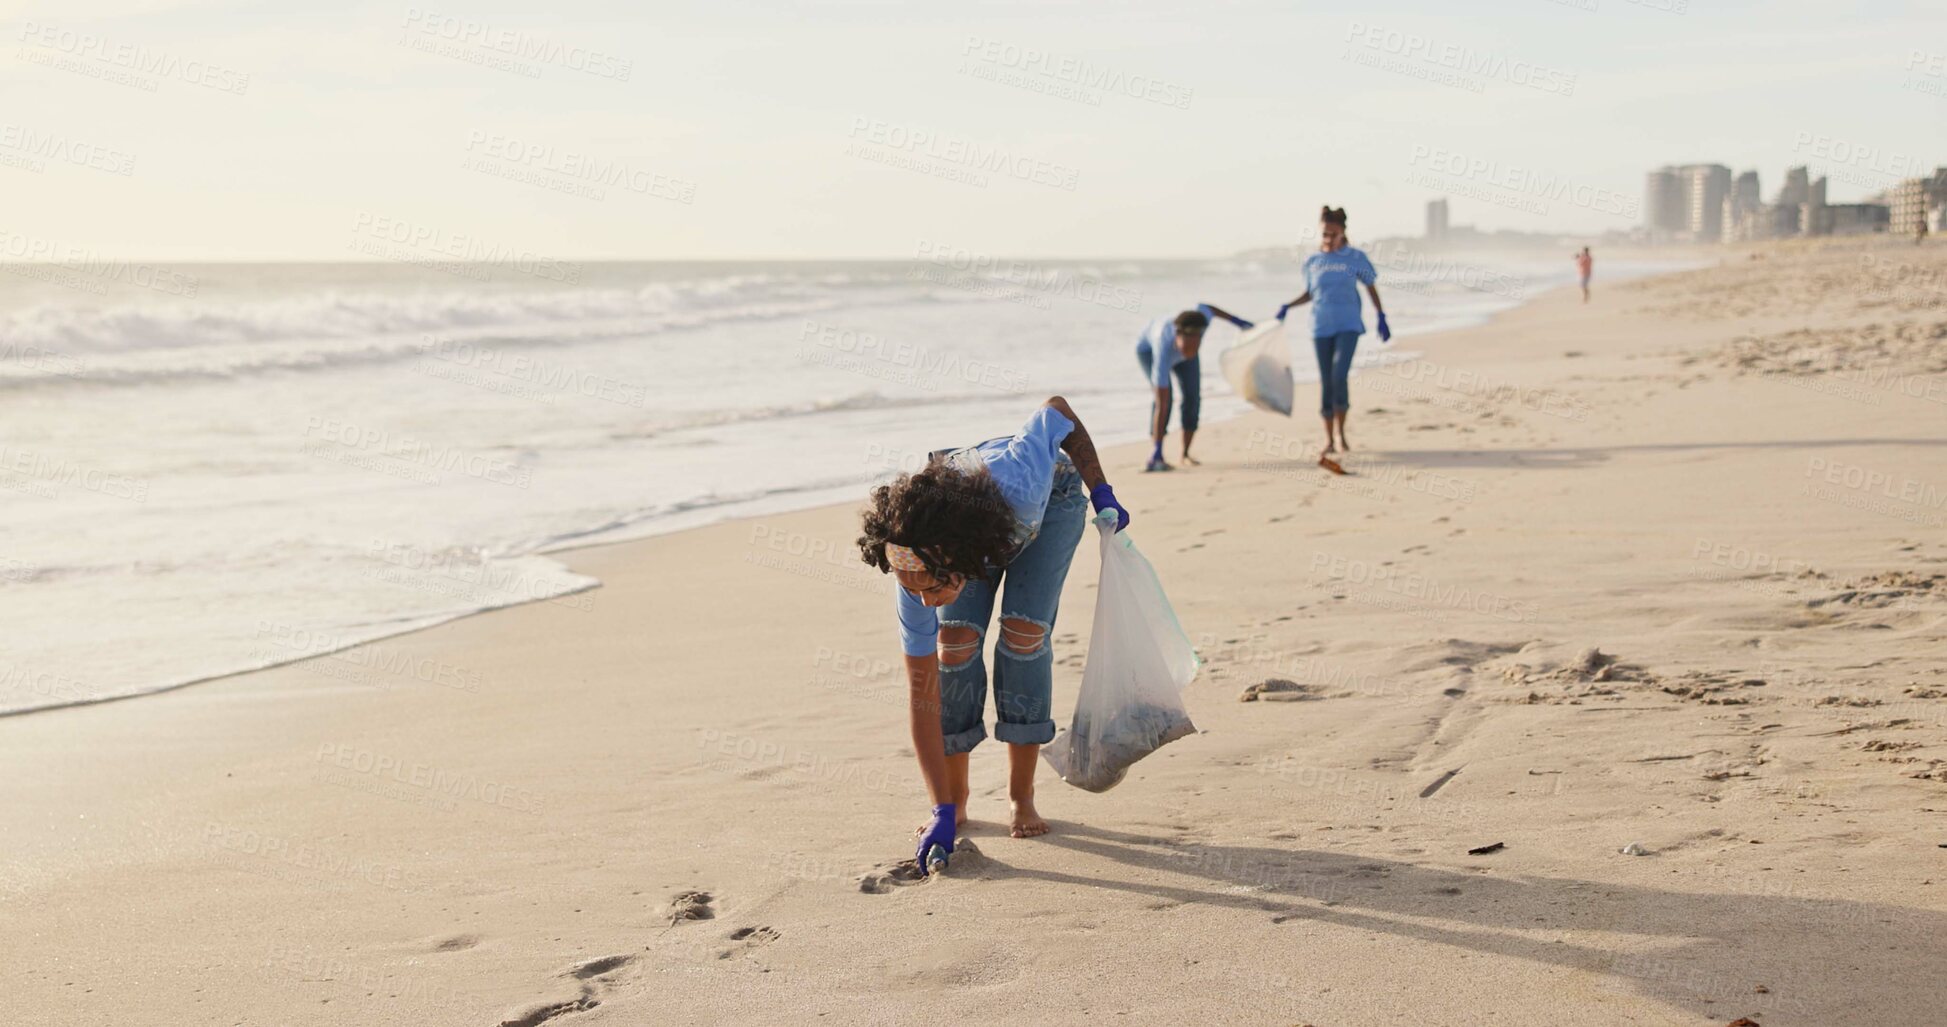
[1137,318,1184,388]
[1303,247,1378,338]
[892,405,1076,658]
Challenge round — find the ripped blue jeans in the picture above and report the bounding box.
[935,464,1089,755]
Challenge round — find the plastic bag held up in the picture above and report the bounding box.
[1041,512,1201,792]
[1219,320,1294,417]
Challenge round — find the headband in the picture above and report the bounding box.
[884,542,928,572]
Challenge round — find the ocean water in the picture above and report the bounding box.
[0,248,1685,714]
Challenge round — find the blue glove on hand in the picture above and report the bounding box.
[1276,303,1291,322]
[1197,302,1253,331]
[1377,311,1392,343]
[1090,483,1130,532]
[916,803,956,874]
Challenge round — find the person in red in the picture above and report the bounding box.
[1574,247,1594,303]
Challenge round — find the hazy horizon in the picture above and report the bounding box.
[13,0,1946,261]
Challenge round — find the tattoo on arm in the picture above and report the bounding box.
[1047,395,1107,491]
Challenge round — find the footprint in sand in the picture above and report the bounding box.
[567,954,634,980]
[494,950,646,1021]
[718,926,780,958]
[667,890,715,923]
[432,933,480,952]
[497,993,598,1027]
[497,953,639,1025]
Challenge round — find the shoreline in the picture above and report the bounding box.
[5,269,1669,721]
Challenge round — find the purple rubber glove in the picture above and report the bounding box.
[1090,483,1130,532]
[1376,311,1392,342]
[916,803,956,873]
[1276,303,1291,322]
[1195,303,1252,331]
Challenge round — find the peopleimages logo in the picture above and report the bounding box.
[1407,146,1638,218]
[1791,132,1936,184]
[349,211,580,284]
[911,240,1144,313]
[15,21,251,94]
[0,124,136,176]
[958,36,1194,109]
[399,8,632,80]
[1344,22,1577,96]
[847,118,1080,191]
[0,231,198,296]
[461,130,695,203]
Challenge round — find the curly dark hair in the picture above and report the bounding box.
[858,462,1016,581]
[1320,205,1347,226]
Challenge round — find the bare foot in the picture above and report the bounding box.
[1180,453,1200,466]
[1321,442,1337,455]
[914,796,971,837]
[1338,434,1350,452]
[1009,797,1049,838]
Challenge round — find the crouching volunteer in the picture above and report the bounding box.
[857,397,1129,872]
[1135,302,1253,472]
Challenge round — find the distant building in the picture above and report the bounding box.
[1721,169,1764,242]
[1644,167,1686,240]
[1889,169,1947,236]
[1825,203,1891,236]
[1684,164,1731,241]
[1644,160,1889,242]
[1801,175,1827,236]
[1733,171,1761,208]
[1425,198,1449,242]
[1776,166,1809,209]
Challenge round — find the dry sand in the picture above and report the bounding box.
[5,239,1945,1026]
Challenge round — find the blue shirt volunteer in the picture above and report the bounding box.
[1303,248,1378,337]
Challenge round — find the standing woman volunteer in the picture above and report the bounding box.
[858,397,1129,872]
[1280,206,1389,468]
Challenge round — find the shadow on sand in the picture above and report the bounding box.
[988,821,1937,1022]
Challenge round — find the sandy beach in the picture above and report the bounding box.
[6,239,1945,1026]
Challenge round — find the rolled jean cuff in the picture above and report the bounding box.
[942,721,988,756]
[993,718,1056,746]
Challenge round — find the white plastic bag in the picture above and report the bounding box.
[1219,320,1294,416]
[1042,512,1201,792]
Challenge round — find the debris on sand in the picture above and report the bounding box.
[1572,647,1616,678]
[1239,678,1322,703]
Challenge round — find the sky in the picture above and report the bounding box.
[11,0,1947,260]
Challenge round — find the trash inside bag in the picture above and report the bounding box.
[1219,320,1294,417]
[1042,512,1200,792]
